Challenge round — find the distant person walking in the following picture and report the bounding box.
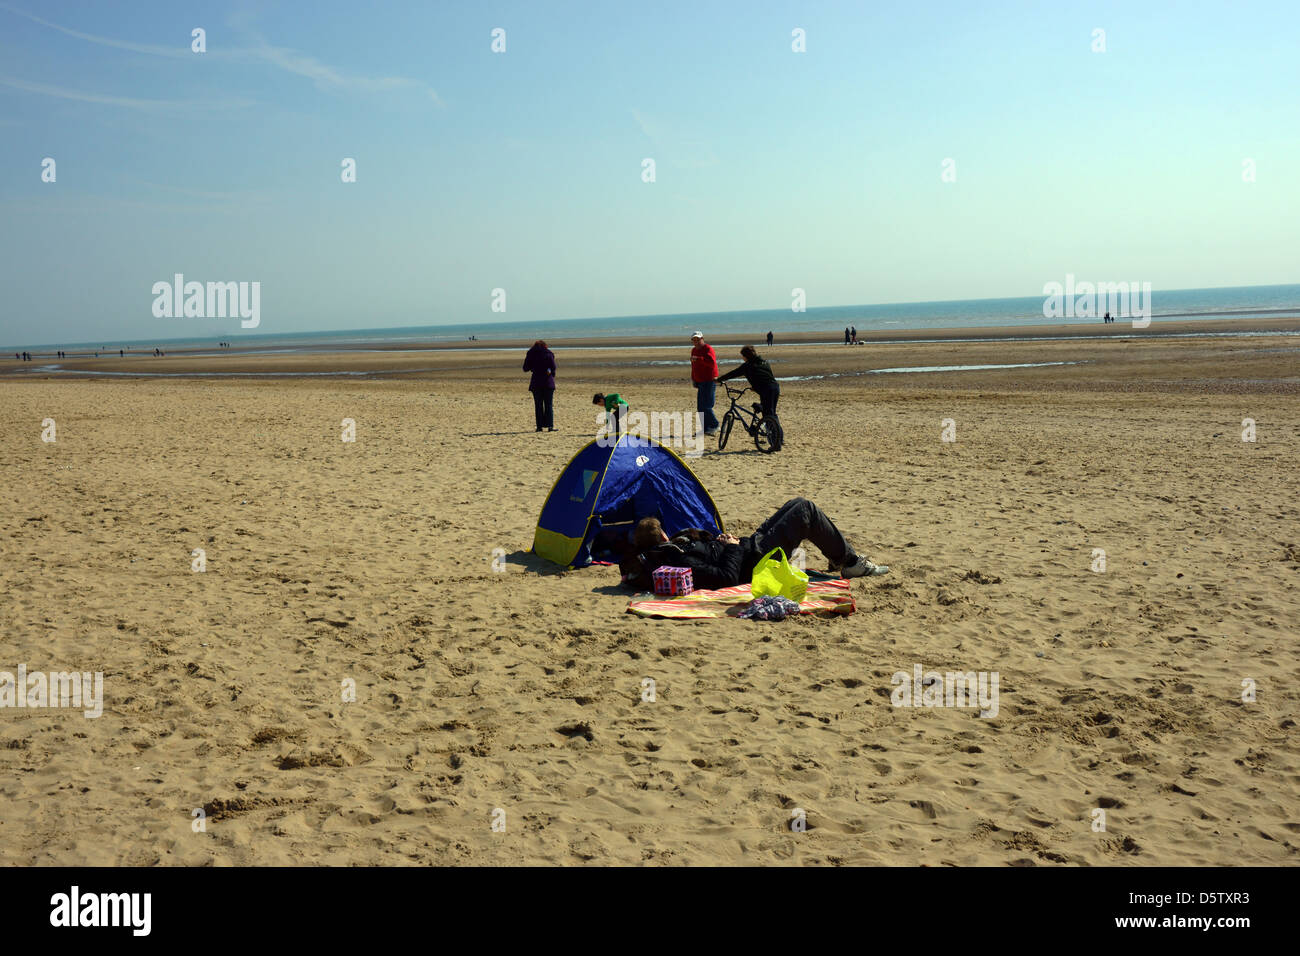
[718,344,782,450]
[850,325,858,344]
[844,326,851,345]
[523,339,557,432]
[690,331,720,437]
[766,330,774,347]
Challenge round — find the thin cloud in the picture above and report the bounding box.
[242,40,442,104]
[632,108,718,169]
[0,4,190,57]
[1,4,442,105]
[0,75,251,111]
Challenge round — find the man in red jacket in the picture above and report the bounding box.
[690,331,720,436]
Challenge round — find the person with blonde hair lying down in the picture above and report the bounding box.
[622,497,888,591]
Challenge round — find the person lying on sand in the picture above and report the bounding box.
[622,497,888,590]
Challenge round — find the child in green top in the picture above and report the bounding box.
[593,392,630,435]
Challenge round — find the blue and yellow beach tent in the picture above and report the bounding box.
[532,434,724,568]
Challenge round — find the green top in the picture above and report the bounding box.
[603,393,629,412]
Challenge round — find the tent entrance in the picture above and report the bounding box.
[590,517,636,565]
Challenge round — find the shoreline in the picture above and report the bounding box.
[2,331,1297,396]
[1,315,1298,380]
[5,315,1300,363]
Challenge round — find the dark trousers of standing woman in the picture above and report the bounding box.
[756,382,782,448]
[532,389,554,430]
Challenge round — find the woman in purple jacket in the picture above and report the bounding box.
[523,340,557,432]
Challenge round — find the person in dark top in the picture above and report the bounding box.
[623,498,889,590]
[766,330,774,346]
[523,340,557,432]
[844,326,850,345]
[717,345,782,448]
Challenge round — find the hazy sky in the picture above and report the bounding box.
[1,0,1297,344]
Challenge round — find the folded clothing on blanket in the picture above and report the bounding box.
[738,595,802,620]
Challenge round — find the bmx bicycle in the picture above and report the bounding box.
[717,381,782,453]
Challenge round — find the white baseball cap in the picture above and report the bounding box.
[690,331,704,339]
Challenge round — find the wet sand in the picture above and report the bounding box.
[5,318,1300,395]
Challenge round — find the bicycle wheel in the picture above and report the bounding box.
[754,418,779,453]
[767,417,784,451]
[718,413,734,450]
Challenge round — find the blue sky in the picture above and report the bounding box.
[1,0,1297,344]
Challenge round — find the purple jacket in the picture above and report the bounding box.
[523,345,556,391]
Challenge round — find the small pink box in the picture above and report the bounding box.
[652,566,694,596]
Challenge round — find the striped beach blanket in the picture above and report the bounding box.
[626,579,856,619]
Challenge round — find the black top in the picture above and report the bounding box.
[632,530,765,590]
[718,356,776,390]
[639,538,743,590]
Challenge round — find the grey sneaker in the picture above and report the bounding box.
[841,556,889,578]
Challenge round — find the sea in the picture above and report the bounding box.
[11,283,1300,353]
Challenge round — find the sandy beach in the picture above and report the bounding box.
[1,321,1297,866]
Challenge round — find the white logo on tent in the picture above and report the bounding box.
[635,455,649,467]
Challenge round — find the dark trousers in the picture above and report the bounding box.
[744,497,853,574]
[756,382,781,445]
[532,388,554,429]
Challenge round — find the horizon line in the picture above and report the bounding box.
[6,281,1300,351]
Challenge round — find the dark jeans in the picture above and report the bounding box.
[694,380,719,432]
[532,388,554,429]
[743,497,854,576]
[756,382,781,446]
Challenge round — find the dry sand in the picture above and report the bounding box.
[1,323,1297,865]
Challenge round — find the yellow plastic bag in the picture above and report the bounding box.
[750,547,808,602]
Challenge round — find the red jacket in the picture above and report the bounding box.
[690,343,719,383]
